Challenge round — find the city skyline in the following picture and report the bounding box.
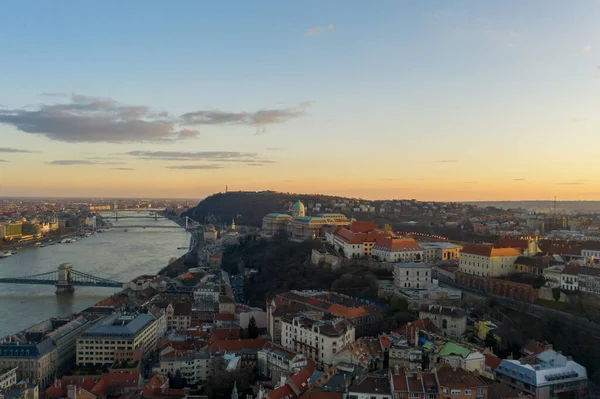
[1,1,600,201]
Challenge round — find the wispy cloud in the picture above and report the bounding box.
[437,159,458,163]
[181,102,312,127]
[39,92,68,97]
[582,45,592,53]
[0,94,200,143]
[166,165,224,170]
[124,150,262,161]
[513,178,525,181]
[46,160,94,166]
[0,147,39,153]
[0,159,8,163]
[305,24,334,37]
[557,182,583,185]
[47,160,127,166]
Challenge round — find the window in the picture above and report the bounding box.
[451,390,461,395]
[465,389,472,395]
[442,319,448,329]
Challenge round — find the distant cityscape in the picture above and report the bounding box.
[0,192,599,399]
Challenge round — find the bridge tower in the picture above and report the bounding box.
[185,216,189,230]
[56,263,75,294]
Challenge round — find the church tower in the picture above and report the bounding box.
[231,381,239,399]
[231,218,236,230]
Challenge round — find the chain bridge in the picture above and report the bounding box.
[0,263,123,294]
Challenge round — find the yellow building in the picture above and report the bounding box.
[473,320,501,343]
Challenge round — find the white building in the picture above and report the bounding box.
[0,367,17,391]
[76,313,160,366]
[496,350,587,399]
[393,262,432,290]
[332,222,389,259]
[154,348,211,384]
[419,305,467,339]
[257,342,307,380]
[580,242,600,259]
[193,284,220,303]
[372,237,424,263]
[418,242,463,263]
[458,244,521,277]
[560,264,579,291]
[543,265,565,288]
[280,315,355,369]
[348,375,392,399]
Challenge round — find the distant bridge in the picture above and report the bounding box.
[100,215,201,231]
[0,263,123,294]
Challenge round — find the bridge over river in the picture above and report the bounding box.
[0,263,123,293]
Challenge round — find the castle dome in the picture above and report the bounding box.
[292,200,305,217]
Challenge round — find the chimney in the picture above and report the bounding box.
[67,385,77,399]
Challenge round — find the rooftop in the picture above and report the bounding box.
[81,313,155,338]
[349,376,391,395]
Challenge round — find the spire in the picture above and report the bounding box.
[231,381,239,399]
[231,218,236,230]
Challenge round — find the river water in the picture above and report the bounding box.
[0,211,190,338]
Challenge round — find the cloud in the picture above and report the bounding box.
[110,167,134,170]
[181,102,312,127]
[177,129,200,139]
[0,147,39,153]
[582,45,592,53]
[39,92,68,97]
[46,160,94,165]
[166,165,224,170]
[305,24,335,37]
[437,159,458,163]
[254,127,268,135]
[125,150,260,161]
[557,182,583,185]
[513,178,525,181]
[0,159,8,163]
[0,94,198,143]
[46,159,127,166]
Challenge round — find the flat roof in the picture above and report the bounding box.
[81,313,155,338]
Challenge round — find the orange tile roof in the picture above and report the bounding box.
[327,304,368,319]
[484,353,502,371]
[375,237,420,251]
[335,227,389,244]
[461,244,521,257]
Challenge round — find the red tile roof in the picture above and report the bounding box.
[327,304,368,319]
[208,338,268,353]
[485,353,502,371]
[335,227,389,244]
[395,318,438,341]
[496,237,531,249]
[375,237,420,251]
[349,221,379,233]
[210,328,241,341]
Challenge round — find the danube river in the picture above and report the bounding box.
[0,211,190,337]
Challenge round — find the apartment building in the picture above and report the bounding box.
[419,305,467,339]
[76,313,161,366]
[436,365,488,399]
[154,349,210,385]
[348,375,392,399]
[458,244,521,277]
[0,367,17,391]
[389,369,440,399]
[257,342,308,380]
[580,241,600,259]
[332,222,390,258]
[0,316,93,385]
[280,315,355,369]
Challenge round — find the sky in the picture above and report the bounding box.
[1,0,599,201]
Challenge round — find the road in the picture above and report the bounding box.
[437,275,600,336]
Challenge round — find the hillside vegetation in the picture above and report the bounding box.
[183,191,355,227]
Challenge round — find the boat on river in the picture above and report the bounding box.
[0,251,12,258]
